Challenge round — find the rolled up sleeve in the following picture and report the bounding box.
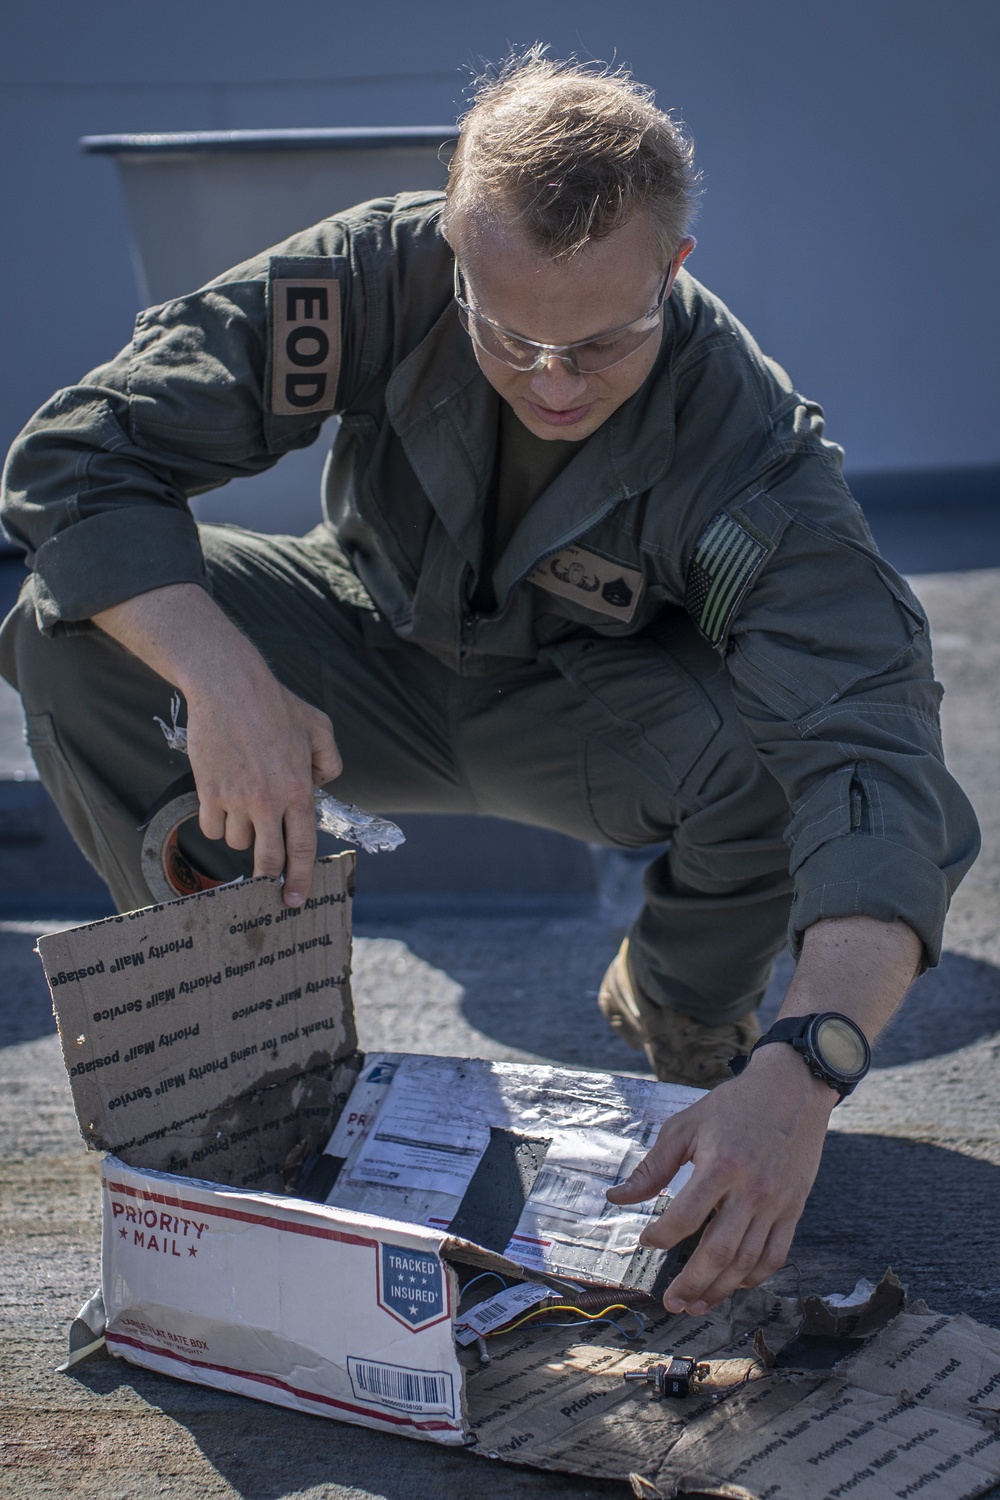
[29,504,209,631]
[1,274,285,631]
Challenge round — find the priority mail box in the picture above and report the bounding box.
[37,858,1000,1497]
[39,854,704,1448]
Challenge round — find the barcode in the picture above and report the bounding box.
[476,1296,512,1320]
[356,1362,445,1404]
[347,1356,455,1416]
[532,1167,592,1212]
[455,1281,552,1342]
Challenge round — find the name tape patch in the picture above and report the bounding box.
[685,511,768,648]
[528,544,644,622]
[270,277,340,416]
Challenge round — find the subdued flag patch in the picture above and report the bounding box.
[685,511,768,647]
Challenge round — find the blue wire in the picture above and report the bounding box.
[459,1271,508,1305]
[528,1316,641,1341]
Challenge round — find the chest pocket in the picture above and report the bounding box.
[538,631,722,800]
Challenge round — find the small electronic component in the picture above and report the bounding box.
[624,1356,710,1399]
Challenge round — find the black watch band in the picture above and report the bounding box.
[729,1012,871,1101]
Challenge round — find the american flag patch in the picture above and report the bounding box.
[685,512,768,648]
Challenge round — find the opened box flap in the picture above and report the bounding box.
[38,855,360,1193]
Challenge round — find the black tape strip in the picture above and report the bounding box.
[297,1152,347,1203]
[621,1201,706,1299]
[448,1128,551,1254]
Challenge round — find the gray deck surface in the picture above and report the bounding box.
[2,567,999,1498]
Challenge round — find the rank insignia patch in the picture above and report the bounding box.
[685,511,768,648]
[377,1243,448,1332]
[528,545,644,622]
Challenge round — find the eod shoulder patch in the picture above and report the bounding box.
[268,256,342,417]
[685,511,769,648]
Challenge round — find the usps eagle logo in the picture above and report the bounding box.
[377,1243,448,1332]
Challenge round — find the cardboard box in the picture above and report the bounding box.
[38,857,1000,1495]
[39,854,702,1444]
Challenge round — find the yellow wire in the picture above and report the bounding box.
[491,1303,632,1336]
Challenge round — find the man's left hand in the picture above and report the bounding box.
[606,913,922,1312]
[606,1044,836,1313]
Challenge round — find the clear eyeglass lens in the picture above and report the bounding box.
[816,1017,867,1075]
[462,308,657,373]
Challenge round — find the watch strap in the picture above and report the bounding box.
[750,1016,810,1047]
[729,1015,815,1078]
[729,1012,867,1101]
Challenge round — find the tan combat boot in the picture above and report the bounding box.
[598,938,761,1089]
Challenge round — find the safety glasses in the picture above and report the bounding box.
[453,261,671,376]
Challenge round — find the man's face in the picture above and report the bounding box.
[452,212,694,442]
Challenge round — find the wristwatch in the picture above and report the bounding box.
[729,1013,872,1101]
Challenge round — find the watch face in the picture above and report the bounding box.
[813,1015,869,1079]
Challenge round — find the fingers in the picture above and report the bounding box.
[221,811,254,851]
[727,1217,797,1294]
[608,1063,832,1314]
[649,1157,800,1312]
[638,1165,724,1252]
[251,810,288,882]
[201,784,317,906]
[197,797,226,843]
[662,1211,796,1315]
[197,800,262,854]
[665,1208,767,1314]
[310,714,343,785]
[186,685,339,908]
[659,1201,753,1314]
[281,798,319,907]
[606,1115,692,1207]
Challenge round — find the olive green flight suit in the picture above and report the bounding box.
[0,192,980,1023]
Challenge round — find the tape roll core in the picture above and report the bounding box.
[140,791,229,903]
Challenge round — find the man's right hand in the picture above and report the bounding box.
[93,583,342,906]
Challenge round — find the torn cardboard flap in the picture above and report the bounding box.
[39,855,359,1191]
[800,1270,907,1339]
[658,1304,1000,1499]
[464,1277,1000,1499]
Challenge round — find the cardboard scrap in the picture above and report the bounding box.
[38,856,361,1193]
[800,1272,908,1339]
[461,1275,1000,1499]
[463,1284,804,1479]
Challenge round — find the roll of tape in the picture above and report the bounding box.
[140,790,228,904]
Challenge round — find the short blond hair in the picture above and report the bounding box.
[443,48,699,262]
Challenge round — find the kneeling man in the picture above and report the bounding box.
[0,53,979,1315]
